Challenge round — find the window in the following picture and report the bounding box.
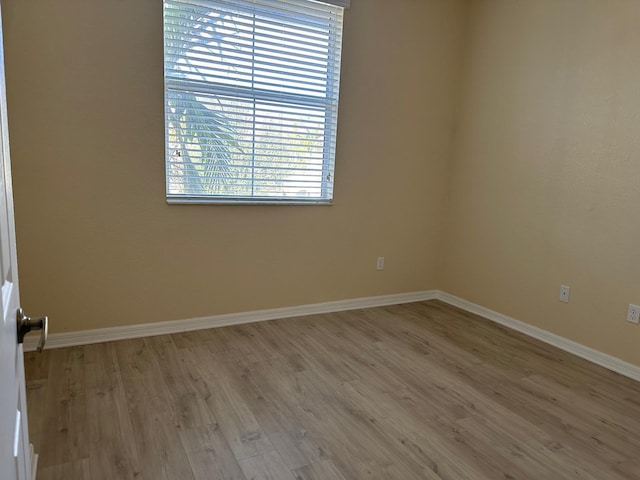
[163,0,348,204]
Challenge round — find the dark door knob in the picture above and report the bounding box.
[17,308,48,352]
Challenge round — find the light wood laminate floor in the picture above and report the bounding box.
[25,301,640,479]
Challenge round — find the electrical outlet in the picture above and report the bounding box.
[376,257,384,270]
[559,285,570,303]
[627,304,640,324]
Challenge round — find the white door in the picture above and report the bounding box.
[0,1,45,478]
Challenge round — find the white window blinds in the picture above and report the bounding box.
[163,0,345,204]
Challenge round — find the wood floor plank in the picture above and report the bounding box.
[25,301,640,480]
[238,450,296,480]
[289,368,440,480]
[115,338,195,480]
[37,458,91,480]
[458,362,640,475]
[201,369,275,461]
[25,379,47,450]
[37,347,88,469]
[179,424,246,480]
[84,342,141,480]
[176,340,276,462]
[24,349,53,381]
[146,335,217,430]
[204,351,327,469]
[334,380,505,480]
[240,355,329,470]
[292,460,347,480]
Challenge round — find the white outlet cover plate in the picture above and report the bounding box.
[559,285,570,303]
[627,304,640,324]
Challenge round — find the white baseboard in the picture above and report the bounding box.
[25,288,640,383]
[30,444,38,480]
[437,291,640,383]
[24,290,439,352]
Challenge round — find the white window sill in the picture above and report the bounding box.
[166,196,333,206]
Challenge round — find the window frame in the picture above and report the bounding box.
[163,0,347,205]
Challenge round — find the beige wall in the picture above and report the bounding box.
[4,0,639,368]
[440,0,640,365]
[1,0,468,332]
